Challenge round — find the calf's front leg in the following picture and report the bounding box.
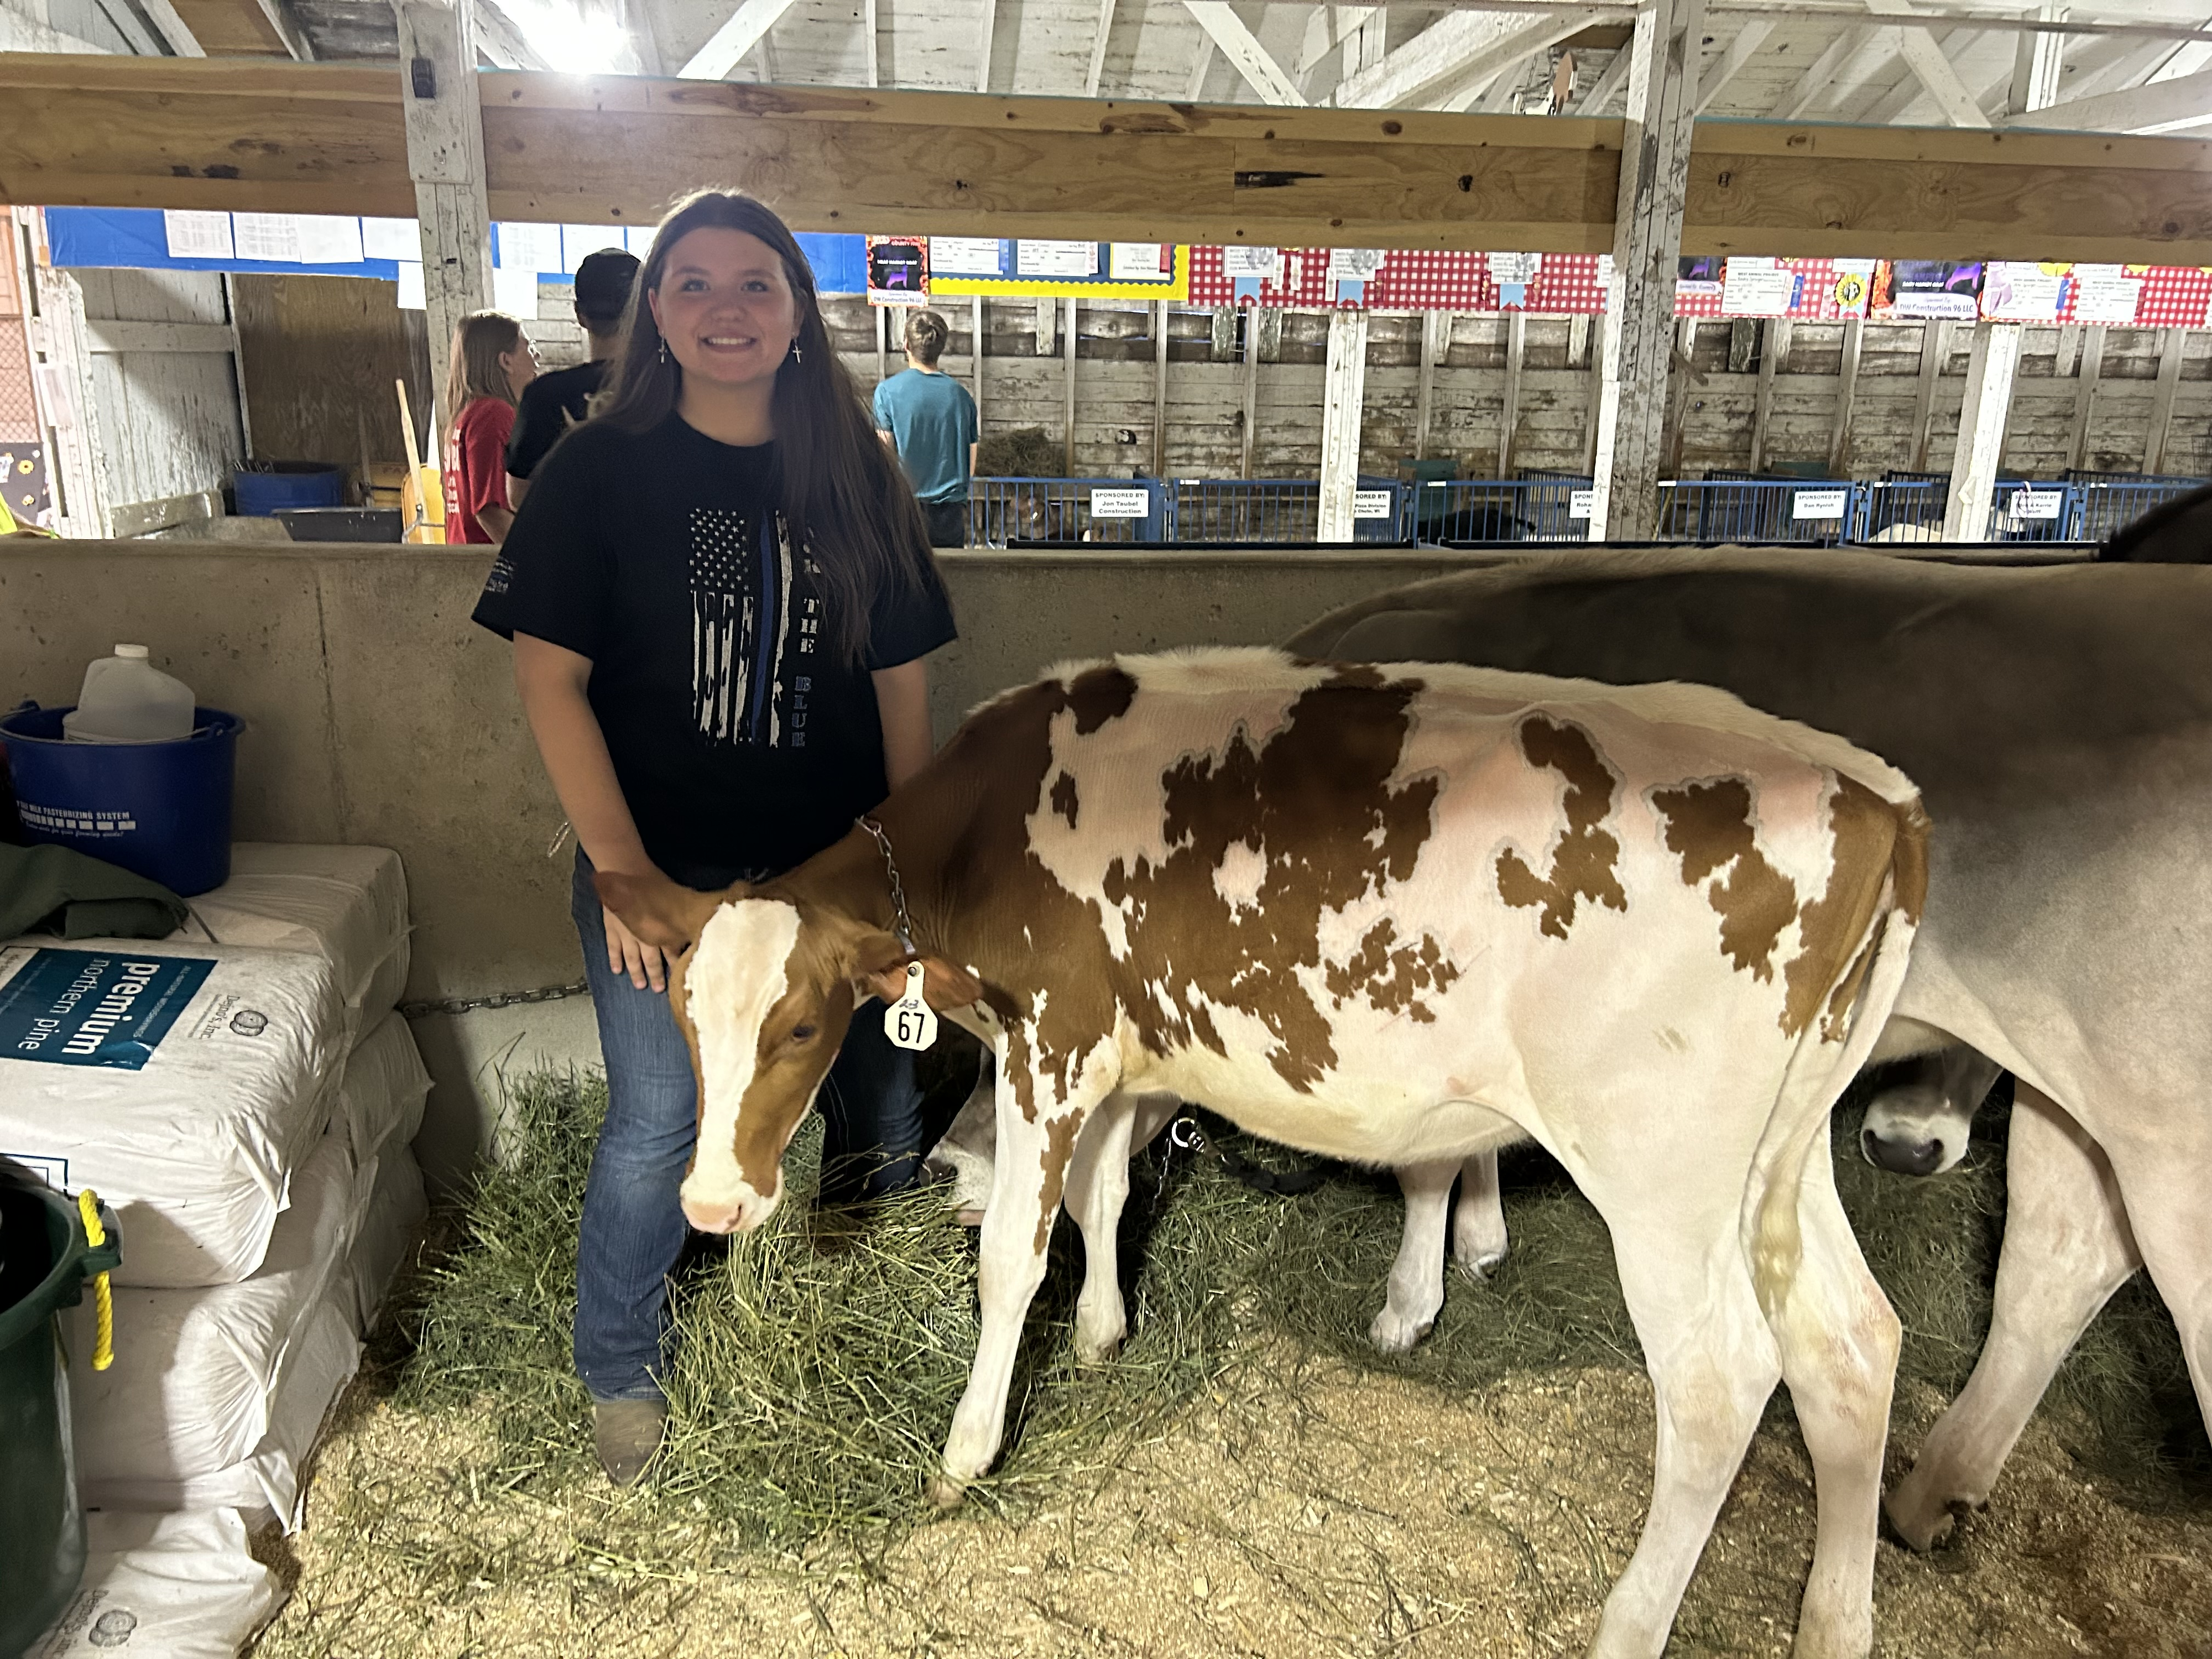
[1453,1148,1510,1278]
[934,1039,1111,1505]
[1374,1158,1457,1353]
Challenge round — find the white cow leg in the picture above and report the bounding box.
[1452,1149,1510,1279]
[1066,1094,1140,1363]
[1373,1158,1457,1354]
[935,1053,1103,1505]
[1764,1138,1899,1659]
[1884,1082,2140,1551]
[1589,1204,1780,1659]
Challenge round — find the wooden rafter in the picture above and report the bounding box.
[7,58,2212,262]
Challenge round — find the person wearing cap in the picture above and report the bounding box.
[505,248,643,510]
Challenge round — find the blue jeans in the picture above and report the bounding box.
[570,851,927,1402]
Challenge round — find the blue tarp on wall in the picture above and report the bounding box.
[47,207,872,294]
[46,208,405,279]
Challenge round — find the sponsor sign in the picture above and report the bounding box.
[1568,489,1595,520]
[1089,488,1152,519]
[1792,488,1850,521]
[1353,489,1396,520]
[2008,489,2065,521]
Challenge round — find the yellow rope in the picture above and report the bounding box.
[76,1189,114,1372]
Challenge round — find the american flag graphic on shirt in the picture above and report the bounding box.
[688,508,823,749]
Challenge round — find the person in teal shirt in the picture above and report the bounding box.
[873,310,980,547]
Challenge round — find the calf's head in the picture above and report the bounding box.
[596,870,979,1234]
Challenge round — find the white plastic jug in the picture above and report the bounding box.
[62,645,197,744]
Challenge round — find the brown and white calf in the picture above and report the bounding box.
[601,648,1927,1659]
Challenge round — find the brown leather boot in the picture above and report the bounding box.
[592,1397,666,1488]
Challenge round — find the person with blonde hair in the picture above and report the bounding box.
[872,309,979,547]
[442,310,537,543]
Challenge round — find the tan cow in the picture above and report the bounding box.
[601,648,1927,1659]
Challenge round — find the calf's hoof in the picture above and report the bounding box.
[928,1473,970,1510]
[1455,1243,1508,1281]
[1882,1473,1970,1553]
[1368,1305,1434,1355]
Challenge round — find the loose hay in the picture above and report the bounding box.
[255,1063,2206,1655]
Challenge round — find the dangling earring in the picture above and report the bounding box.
[657,337,669,366]
[792,340,805,364]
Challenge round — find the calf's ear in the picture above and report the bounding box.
[593,870,731,953]
[846,929,985,1010]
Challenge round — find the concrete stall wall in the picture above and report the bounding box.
[1,539,1491,1179]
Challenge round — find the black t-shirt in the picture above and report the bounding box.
[504,361,609,481]
[472,413,958,888]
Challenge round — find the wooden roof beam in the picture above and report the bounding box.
[1863,0,1991,125]
[1183,2,1305,105]
[2002,60,2212,128]
[9,59,2212,263]
[679,0,799,81]
[1332,8,1535,108]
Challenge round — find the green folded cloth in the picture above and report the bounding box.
[0,842,189,942]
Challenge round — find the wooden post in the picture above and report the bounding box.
[876,302,888,383]
[1582,310,1605,474]
[2067,324,2106,472]
[1034,296,1056,357]
[1241,309,1260,478]
[1414,310,1449,462]
[1154,298,1169,477]
[1662,317,1697,478]
[1943,320,2021,541]
[1499,310,1526,477]
[1209,305,1235,363]
[971,294,985,427]
[1062,295,1077,475]
[1318,308,1369,541]
[397,0,492,439]
[2145,326,2186,474]
[1587,0,1703,540]
[1911,320,1952,472]
[1749,317,1788,473]
[1828,316,1863,475]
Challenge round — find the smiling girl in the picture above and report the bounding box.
[471,191,957,1486]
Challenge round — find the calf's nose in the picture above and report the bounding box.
[1861,1127,1944,1177]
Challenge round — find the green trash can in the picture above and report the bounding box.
[0,1164,121,1659]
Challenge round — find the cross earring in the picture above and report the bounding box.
[792,341,805,363]
[657,337,669,366]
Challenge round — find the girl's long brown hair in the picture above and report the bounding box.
[594,190,939,667]
[450,311,523,409]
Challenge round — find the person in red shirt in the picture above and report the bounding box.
[444,311,539,543]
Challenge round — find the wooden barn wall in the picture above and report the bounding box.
[74,268,244,513]
[232,274,434,487]
[807,297,2211,484]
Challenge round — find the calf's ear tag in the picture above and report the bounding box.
[884,960,938,1051]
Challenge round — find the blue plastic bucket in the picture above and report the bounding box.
[234,463,343,517]
[0,705,242,896]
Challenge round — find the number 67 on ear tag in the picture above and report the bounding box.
[884,961,937,1051]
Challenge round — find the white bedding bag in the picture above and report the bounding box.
[31,1510,279,1659]
[189,843,411,1031]
[332,1010,431,1174]
[134,1292,363,1526]
[346,1140,428,1336]
[0,937,349,1286]
[67,1129,364,1507]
